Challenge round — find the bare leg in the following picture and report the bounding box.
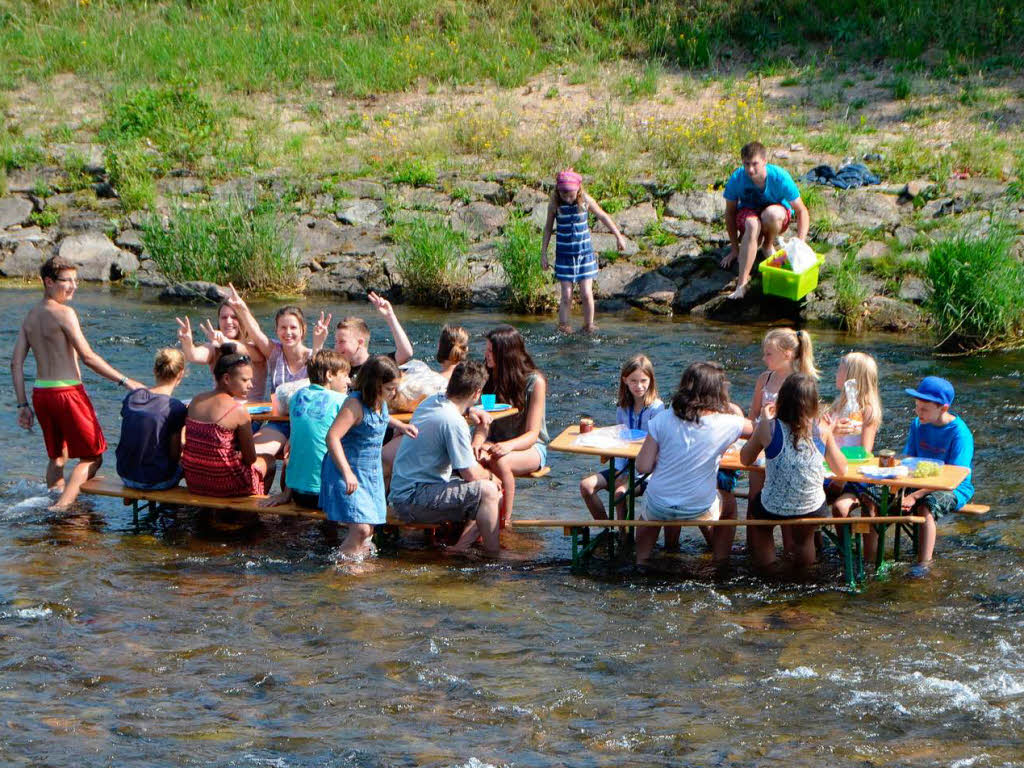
[712,492,738,563]
[448,481,501,555]
[580,472,610,520]
[381,435,402,491]
[914,505,936,563]
[664,526,682,552]
[635,525,660,566]
[490,448,541,526]
[337,523,375,558]
[579,278,596,332]
[46,451,67,491]
[790,525,817,568]
[253,426,287,459]
[50,455,102,511]
[748,524,778,569]
[728,219,761,298]
[558,280,573,332]
[758,205,788,258]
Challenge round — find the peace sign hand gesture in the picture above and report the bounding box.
[199,319,228,346]
[176,316,194,345]
[312,310,333,350]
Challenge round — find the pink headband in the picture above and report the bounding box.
[556,169,582,192]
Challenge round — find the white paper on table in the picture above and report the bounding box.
[858,465,910,479]
[574,426,646,449]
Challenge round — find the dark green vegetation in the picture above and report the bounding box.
[499,216,556,314]
[1,0,1021,95]
[393,217,471,308]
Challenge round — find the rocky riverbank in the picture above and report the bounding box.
[1,157,1021,331]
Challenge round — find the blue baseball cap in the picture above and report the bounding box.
[905,376,954,406]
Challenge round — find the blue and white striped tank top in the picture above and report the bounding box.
[555,204,593,260]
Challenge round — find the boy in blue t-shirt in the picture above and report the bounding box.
[263,349,350,509]
[721,141,810,299]
[895,376,974,565]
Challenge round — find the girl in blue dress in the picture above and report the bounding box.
[320,356,416,559]
[540,168,627,334]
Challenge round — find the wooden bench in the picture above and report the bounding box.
[956,503,990,515]
[527,466,551,479]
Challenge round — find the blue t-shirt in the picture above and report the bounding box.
[389,393,478,504]
[116,389,187,486]
[286,384,347,495]
[903,415,974,507]
[723,164,801,214]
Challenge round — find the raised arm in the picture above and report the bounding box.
[61,309,144,390]
[11,325,33,429]
[225,284,273,359]
[368,292,413,364]
[177,317,214,365]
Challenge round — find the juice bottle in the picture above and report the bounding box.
[842,379,862,434]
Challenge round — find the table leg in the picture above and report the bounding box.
[626,459,636,551]
[839,524,855,589]
[606,457,616,560]
[571,527,580,570]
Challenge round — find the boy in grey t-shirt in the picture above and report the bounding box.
[389,361,502,555]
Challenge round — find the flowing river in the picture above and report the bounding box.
[1,286,1021,767]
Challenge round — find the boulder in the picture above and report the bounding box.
[156,176,205,197]
[665,191,726,223]
[57,233,138,281]
[528,205,549,230]
[660,217,711,239]
[58,210,114,236]
[0,241,48,278]
[673,270,735,312]
[623,270,676,314]
[0,226,51,250]
[894,225,917,247]
[115,229,145,254]
[0,197,34,229]
[305,254,392,298]
[211,177,258,207]
[863,295,926,331]
[512,186,549,211]
[463,180,509,205]
[3,168,62,194]
[337,179,386,200]
[159,281,229,302]
[610,202,658,237]
[825,232,851,248]
[336,199,385,228]
[898,276,930,304]
[449,202,509,239]
[829,190,901,230]
[467,262,506,306]
[591,232,639,257]
[921,196,968,219]
[135,269,170,287]
[855,240,890,262]
[901,180,937,200]
[395,185,452,211]
[291,217,387,265]
[595,261,643,297]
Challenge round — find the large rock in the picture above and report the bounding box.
[395,185,452,211]
[673,270,735,312]
[59,210,114,236]
[336,199,385,228]
[829,191,901,230]
[467,262,506,306]
[623,270,676,314]
[449,202,509,239]
[463,180,509,205]
[57,233,138,281]
[921,196,968,219]
[595,261,643,297]
[528,205,549,230]
[156,176,205,197]
[863,295,926,331]
[611,202,658,237]
[512,186,549,211]
[898,276,930,304]
[591,232,639,257]
[159,281,229,302]
[660,217,712,238]
[291,217,388,266]
[665,191,726,223]
[855,240,890,262]
[0,197,33,229]
[0,226,51,250]
[115,229,145,254]
[305,254,392,298]
[337,179,386,200]
[211,177,258,206]
[0,241,48,278]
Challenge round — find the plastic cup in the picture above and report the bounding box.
[481,394,496,410]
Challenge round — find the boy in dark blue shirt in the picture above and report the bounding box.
[898,376,974,564]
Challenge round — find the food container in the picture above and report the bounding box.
[580,417,594,433]
[876,449,897,467]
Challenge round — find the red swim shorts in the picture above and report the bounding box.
[736,206,791,237]
[32,384,107,460]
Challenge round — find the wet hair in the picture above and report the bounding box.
[763,328,818,380]
[336,316,371,343]
[484,325,539,411]
[436,324,469,365]
[741,141,768,161]
[671,362,731,424]
[617,354,659,409]
[153,347,185,383]
[306,348,350,386]
[353,355,401,413]
[775,373,821,449]
[274,306,306,335]
[213,342,252,379]
[830,352,882,428]
[40,255,75,282]
[447,360,488,400]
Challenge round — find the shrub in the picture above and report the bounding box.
[393,217,470,308]
[499,216,556,313]
[391,158,437,186]
[833,254,869,330]
[926,227,1024,352]
[104,142,156,212]
[141,199,300,293]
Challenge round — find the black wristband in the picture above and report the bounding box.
[17,402,29,409]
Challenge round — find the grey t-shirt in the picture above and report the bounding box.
[388,393,478,504]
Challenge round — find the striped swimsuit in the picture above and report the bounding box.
[554,204,598,283]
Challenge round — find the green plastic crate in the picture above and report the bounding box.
[758,252,825,300]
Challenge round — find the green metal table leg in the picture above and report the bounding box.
[606,457,616,560]
[132,500,140,528]
[571,527,580,570]
[855,532,865,582]
[839,524,855,589]
[626,459,636,552]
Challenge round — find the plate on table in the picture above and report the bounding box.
[247,405,272,415]
[483,403,512,412]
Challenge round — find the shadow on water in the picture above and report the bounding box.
[1,286,1023,766]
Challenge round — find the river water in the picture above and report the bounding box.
[1,285,1021,767]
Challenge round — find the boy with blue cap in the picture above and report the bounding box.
[896,376,974,565]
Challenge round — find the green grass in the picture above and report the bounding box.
[141,199,301,292]
[2,1,1021,99]
[616,63,661,102]
[393,217,470,308]
[498,216,556,313]
[926,227,1024,352]
[833,254,869,330]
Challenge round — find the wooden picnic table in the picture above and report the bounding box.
[548,423,972,580]
[246,401,519,424]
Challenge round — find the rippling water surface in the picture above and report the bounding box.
[1,286,1022,767]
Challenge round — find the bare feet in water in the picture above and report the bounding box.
[557,323,573,334]
[582,324,598,334]
[726,281,752,300]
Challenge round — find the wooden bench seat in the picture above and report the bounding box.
[527,466,551,479]
[956,503,990,515]
[512,516,925,530]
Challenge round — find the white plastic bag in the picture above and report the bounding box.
[273,378,311,415]
[784,237,818,274]
[389,360,447,412]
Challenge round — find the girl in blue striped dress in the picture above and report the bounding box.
[541,169,627,334]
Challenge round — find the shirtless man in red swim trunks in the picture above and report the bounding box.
[11,255,144,511]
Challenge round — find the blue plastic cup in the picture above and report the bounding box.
[481,394,496,410]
